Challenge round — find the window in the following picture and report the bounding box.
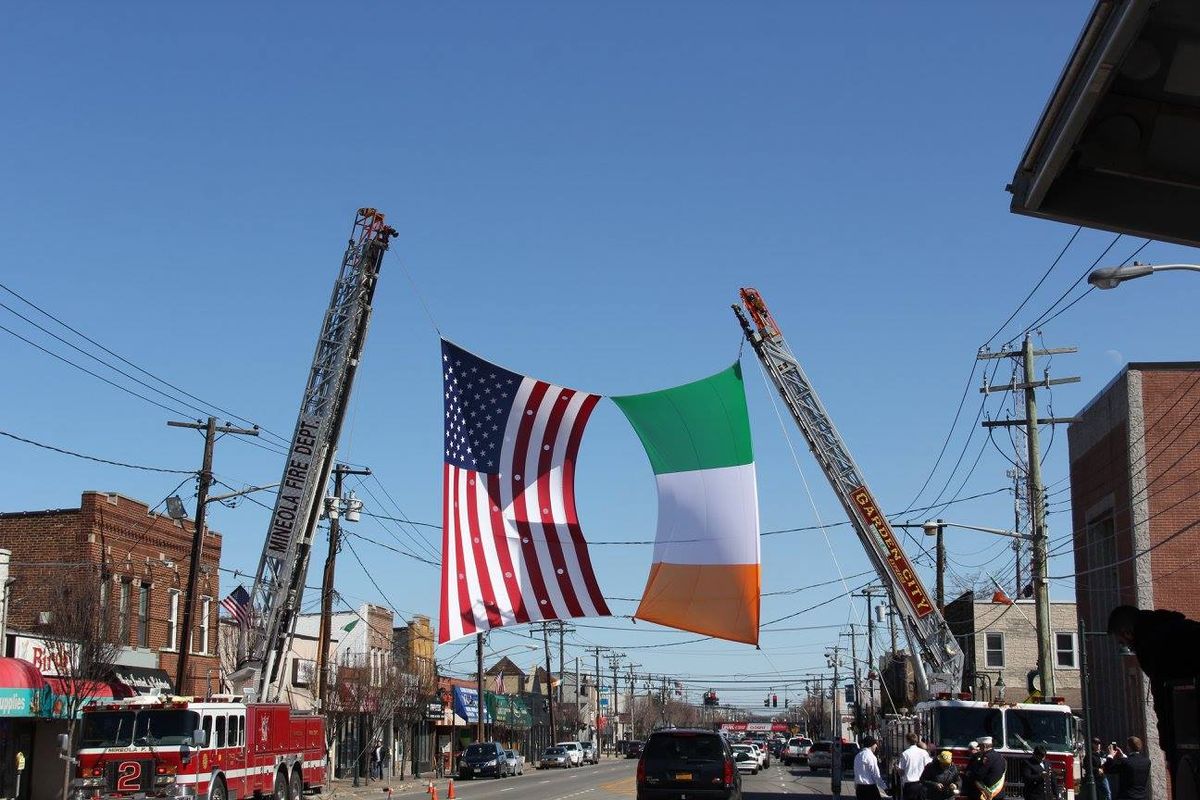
[192,597,211,655]
[201,715,213,749]
[1055,632,1078,668]
[117,580,131,644]
[984,632,1005,668]
[137,584,150,648]
[166,590,180,651]
[215,715,226,748]
[232,715,244,746]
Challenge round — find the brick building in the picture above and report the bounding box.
[944,593,1082,707]
[0,491,222,696]
[1068,362,1200,793]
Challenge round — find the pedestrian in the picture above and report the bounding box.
[370,740,383,780]
[963,736,1006,800]
[898,732,932,800]
[1085,738,1112,800]
[919,750,960,800]
[1020,746,1054,800]
[1107,605,1200,774]
[853,736,891,800]
[1104,737,1151,800]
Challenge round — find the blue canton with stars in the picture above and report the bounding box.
[442,339,523,474]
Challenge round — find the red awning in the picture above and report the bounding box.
[0,658,43,691]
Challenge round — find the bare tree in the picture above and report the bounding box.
[37,569,122,799]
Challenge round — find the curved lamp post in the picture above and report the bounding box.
[1087,262,1200,289]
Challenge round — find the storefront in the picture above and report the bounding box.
[0,658,42,800]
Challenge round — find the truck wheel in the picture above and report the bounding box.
[274,770,288,800]
[290,767,303,800]
[209,777,227,800]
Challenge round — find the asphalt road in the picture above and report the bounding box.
[372,758,848,800]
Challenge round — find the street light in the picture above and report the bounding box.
[1087,262,1200,289]
[920,519,1033,542]
[904,519,1054,700]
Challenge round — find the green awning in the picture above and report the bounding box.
[484,692,531,728]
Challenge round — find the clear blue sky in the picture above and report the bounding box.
[3,2,1198,708]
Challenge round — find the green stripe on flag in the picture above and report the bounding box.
[612,363,753,474]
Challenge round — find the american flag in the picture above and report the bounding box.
[438,339,610,643]
[220,585,251,627]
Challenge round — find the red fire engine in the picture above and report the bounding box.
[69,694,325,800]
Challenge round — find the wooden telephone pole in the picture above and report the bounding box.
[167,417,258,693]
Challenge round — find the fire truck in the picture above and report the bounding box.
[66,208,397,799]
[735,289,1082,798]
[70,695,325,800]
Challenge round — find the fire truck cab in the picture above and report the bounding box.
[916,696,1081,799]
[69,694,326,799]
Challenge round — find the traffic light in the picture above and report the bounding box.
[845,683,856,704]
[764,698,770,707]
[784,698,789,709]
[772,694,778,708]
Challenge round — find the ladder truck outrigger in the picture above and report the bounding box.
[67,209,396,800]
[734,288,1081,799]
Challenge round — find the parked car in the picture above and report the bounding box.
[555,740,584,767]
[580,741,599,764]
[504,749,524,776]
[538,746,571,769]
[625,740,644,759]
[731,744,759,775]
[806,741,858,774]
[459,741,509,779]
[637,728,742,800]
[782,736,812,766]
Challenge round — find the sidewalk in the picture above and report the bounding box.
[323,774,450,798]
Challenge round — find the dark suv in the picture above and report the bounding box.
[458,741,508,779]
[637,728,741,800]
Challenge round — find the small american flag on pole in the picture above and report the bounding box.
[439,339,610,643]
[220,585,251,627]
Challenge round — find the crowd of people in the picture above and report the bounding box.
[849,731,1150,800]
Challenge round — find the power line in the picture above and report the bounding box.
[0,279,292,447]
[0,427,195,474]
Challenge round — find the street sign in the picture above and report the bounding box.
[599,698,609,707]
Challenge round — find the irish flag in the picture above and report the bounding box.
[613,363,760,645]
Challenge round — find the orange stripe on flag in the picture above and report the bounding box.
[635,563,760,645]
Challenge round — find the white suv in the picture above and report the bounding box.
[555,741,584,767]
[783,736,812,766]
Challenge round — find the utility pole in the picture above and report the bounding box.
[587,646,605,752]
[607,653,625,747]
[541,624,556,742]
[1008,467,1025,597]
[167,417,259,693]
[855,586,885,727]
[980,335,1078,699]
[315,464,370,711]
[826,646,844,797]
[476,633,486,742]
[842,627,863,739]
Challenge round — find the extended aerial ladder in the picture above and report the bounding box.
[733,288,963,698]
[231,208,397,702]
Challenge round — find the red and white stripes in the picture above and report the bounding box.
[439,377,610,643]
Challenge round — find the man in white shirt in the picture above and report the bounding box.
[854,736,891,800]
[898,732,933,800]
